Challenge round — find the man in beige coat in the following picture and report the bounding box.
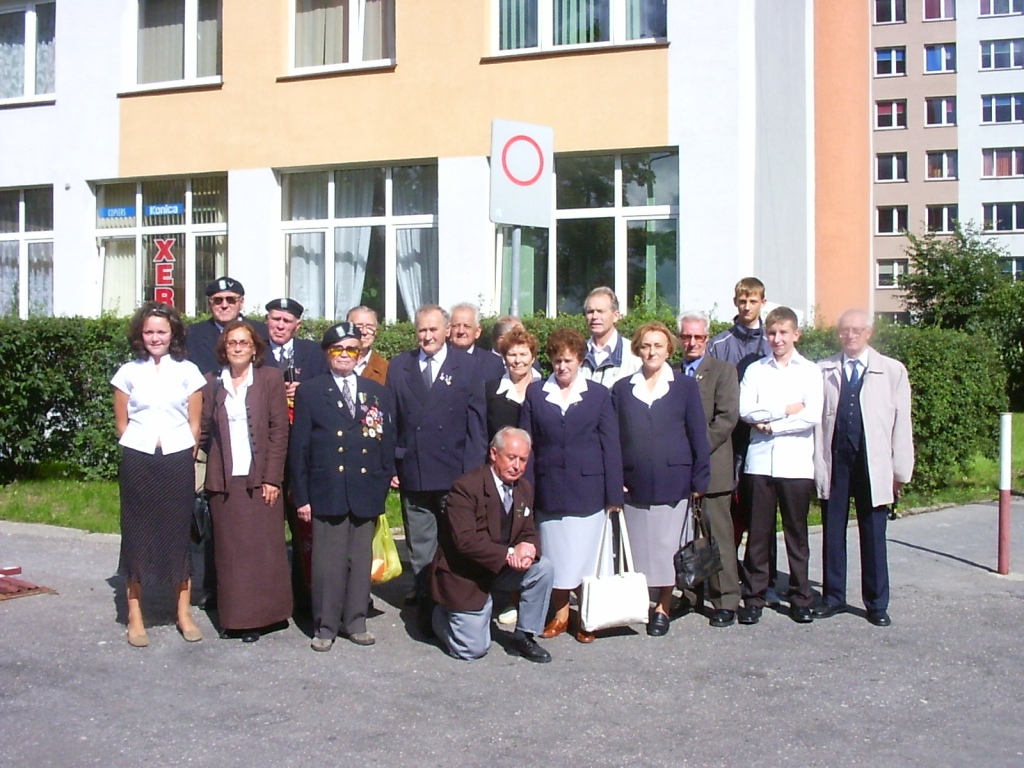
[812,309,914,627]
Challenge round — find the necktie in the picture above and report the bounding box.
[422,356,433,389]
[342,378,356,418]
[686,364,696,378]
[848,360,861,388]
[502,484,513,513]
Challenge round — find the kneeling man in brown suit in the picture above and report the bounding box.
[430,427,553,662]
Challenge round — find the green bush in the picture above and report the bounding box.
[0,315,1007,495]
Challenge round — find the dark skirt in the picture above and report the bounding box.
[118,446,194,586]
[209,476,293,630]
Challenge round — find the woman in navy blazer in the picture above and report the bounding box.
[519,327,624,643]
[612,322,711,637]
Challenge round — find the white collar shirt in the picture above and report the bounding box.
[628,365,673,407]
[271,339,294,364]
[495,369,542,404]
[587,331,619,368]
[110,356,206,455]
[842,351,869,380]
[542,372,589,415]
[219,364,254,477]
[419,343,448,383]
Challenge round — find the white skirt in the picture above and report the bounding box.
[537,509,612,590]
[623,499,690,588]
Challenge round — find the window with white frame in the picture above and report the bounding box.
[497,151,678,316]
[983,148,1024,177]
[984,201,1024,231]
[0,186,52,318]
[877,258,909,288]
[495,0,666,53]
[876,99,907,128]
[926,204,958,232]
[982,94,1023,123]
[981,0,1022,15]
[875,0,906,23]
[281,164,436,322]
[926,150,958,179]
[925,96,956,126]
[980,39,1023,70]
[923,0,955,19]
[0,2,54,101]
[875,47,906,76]
[1001,256,1024,279]
[877,206,908,234]
[97,176,227,316]
[136,0,222,85]
[925,43,956,72]
[293,0,394,70]
[876,152,908,182]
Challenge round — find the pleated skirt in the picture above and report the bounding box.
[117,446,194,586]
[623,499,690,588]
[209,476,293,630]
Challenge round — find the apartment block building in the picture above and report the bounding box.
[871,0,1024,318]
[3,1,871,325]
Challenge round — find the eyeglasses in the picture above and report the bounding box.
[211,296,239,306]
[839,327,867,338]
[678,334,708,343]
[225,340,253,349]
[328,346,361,358]
[353,323,376,334]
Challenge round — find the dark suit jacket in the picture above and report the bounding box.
[612,373,711,505]
[358,350,389,386]
[264,337,328,382]
[186,316,270,376]
[430,464,540,612]
[469,347,507,384]
[385,344,487,492]
[199,365,289,493]
[690,356,740,495]
[288,374,396,519]
[519,380,624,515]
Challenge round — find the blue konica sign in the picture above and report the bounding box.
[144,203,185,216]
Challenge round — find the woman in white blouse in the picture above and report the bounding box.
[112,302,205,648]
[199,320,291,643]
[485,326,541,442]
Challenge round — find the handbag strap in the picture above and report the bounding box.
[591,510,615,578]
[616,510,637,574]
[682,497,713,546]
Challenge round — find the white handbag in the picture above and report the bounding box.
[578,510,650,632]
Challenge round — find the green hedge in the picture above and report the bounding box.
[0,315,1006,493]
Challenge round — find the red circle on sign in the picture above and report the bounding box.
[501,135,544,187]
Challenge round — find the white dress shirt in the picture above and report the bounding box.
[494,369,542,404]
[628,365,673,407]
[111,356,205,455]
[270,339,294,364]
[419,343,448,384]
[220,365,254,476]
[542,372,589,415]
[739,351,823,479]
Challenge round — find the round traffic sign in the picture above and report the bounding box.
[501,134,545,187]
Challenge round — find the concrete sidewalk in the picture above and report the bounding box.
[2,502,1023,767]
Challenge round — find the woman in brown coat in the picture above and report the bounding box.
[200,320,292,642]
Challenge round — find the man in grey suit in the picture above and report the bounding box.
[679,311,741,627]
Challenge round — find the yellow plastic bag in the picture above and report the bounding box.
[371,515,403,584]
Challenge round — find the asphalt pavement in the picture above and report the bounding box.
[2,501,1023,767]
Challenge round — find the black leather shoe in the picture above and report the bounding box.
[790,606,813,624]
[241,631,260,643]
[647,612,671,636]
[867,609,891,627]
[737,605,762,625]
[510,633,552,663]
[811,602,845,620]
[709,609,736,628]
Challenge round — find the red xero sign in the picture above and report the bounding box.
[153,238,176,306]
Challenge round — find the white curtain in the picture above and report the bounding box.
[34,3,55,94]
[396,228,437,320]
[288,232,325,319]
[27,241,52,317]
[295,0,346,67]
[102,239,136,315]
[285,172,328,220]
[0,241,18,316]
[361,0,393,60]
[138,0,185,84]
[334,226,370,319]
[0,10,25,99]
[499,0,537,50]
[196,0,221,77]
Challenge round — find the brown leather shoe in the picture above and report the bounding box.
[575,628,596,644]
[540,615,568,639]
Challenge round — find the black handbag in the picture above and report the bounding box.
[191,492,210,543]
[673,497,723,590]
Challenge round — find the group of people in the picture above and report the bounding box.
[112,275,914,666]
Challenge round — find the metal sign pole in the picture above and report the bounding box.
[510,226,522,317]
[998,411,1012,575]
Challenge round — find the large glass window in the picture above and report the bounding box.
[0,186,53,318]
[984,202,1024,231]
[137,0,221,85]
[496,0,666,53]
[926,204,958,233]
[877,206,908,235]
[982,94,1024,123]
[924,43,956,72]
[877,259,908,288]
[281,164,437,321]
[983,148,1024,177]
[876,100,907,129]
[875,47,906,76]
[925,96,956,126]
[874,0,906,23]
[876,152,908,182]
[926,150,958,179]
[923,0,955,19]
[981,0,1023,15]
[293,0,394,70]
[981,39,1023,70]
[97,175,228,315]
[0,2,54,100]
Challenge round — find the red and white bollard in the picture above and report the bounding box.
[998,412,1012,575]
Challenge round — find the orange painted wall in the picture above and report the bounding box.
[814,2,871,326]
[119,1,669,176]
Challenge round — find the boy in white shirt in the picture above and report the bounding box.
[736,307,823,625]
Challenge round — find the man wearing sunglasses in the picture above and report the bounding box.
[185,277,269,376]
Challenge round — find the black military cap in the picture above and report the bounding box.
[321,322,363,349]
[265,297,305,318]
[205,277,245,296]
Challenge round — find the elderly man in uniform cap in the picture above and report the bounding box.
[289,322,396,650]
[185,277,269,376]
